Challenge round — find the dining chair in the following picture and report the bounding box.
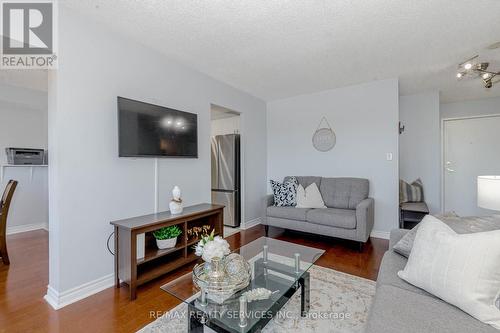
[1,180,18,265]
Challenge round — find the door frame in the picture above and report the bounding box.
[209,104,245,227]
[440,113,500,214]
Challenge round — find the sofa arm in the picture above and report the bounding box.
[355,198,374,242]
[263,194,274,226]
[265,194,274,207]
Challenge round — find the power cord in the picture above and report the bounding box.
[106,231,115,256]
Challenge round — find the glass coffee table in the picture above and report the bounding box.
[161,237,325,333]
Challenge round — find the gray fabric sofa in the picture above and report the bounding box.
[264,176,374,245]
[365,229,497,333]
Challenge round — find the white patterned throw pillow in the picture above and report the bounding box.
[270,177,298,207]
[398,215,500,329]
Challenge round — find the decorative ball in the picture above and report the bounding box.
[224,253,250,283]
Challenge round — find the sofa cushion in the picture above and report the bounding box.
[366,285,497,333]
[284,176,322,189]
[306,208,356,229]
[398,217,500,329]
[320,178,369,209]
[266,206,310,221]
[393,214,500,258]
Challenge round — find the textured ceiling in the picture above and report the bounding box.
[62,0,500,102]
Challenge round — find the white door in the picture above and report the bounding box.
[443,115,500,216]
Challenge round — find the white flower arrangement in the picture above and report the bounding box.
[194,230,230,262]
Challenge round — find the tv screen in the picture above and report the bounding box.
[118,97,198,158]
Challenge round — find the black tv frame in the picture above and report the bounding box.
[117,96,198,158]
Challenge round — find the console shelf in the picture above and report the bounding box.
[110,203,224,300]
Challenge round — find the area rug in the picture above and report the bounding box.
[139,265,375,333]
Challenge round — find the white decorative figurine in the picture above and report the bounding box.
[242,288,275,302]
[169,186,183,214]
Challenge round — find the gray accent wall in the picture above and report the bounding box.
[267,79,399,235]
[47,6,267,305]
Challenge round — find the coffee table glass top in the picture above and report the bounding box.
[161,237,325,332]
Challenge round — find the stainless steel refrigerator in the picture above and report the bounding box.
[211,134,241,227]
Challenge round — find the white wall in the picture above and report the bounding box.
[439,96,500,216]
[441,96,500,119]
[267,79,399,234]
[47,7,267,307]
[0,84,48,231]
[211,116,240,136]
[397,95,500,216]
[399,92,440,213]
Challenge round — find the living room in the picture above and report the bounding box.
[1,1,500,332]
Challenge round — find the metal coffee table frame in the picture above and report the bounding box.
[188,256,311,333]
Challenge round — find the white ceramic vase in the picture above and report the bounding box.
[156,237,177,249]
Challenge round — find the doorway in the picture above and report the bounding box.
[0,70,49,235]
[442,114,500,216]
[210,105,242,236]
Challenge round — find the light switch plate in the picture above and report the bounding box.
[386,153,393,161]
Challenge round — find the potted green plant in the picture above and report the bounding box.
[153,225,182,249]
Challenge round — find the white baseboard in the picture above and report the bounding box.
[44,273,114,310]
[240,217,262,230]
[370,230,390,240]
[7,222,48,235]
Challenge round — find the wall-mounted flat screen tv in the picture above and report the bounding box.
[118,97,198,158]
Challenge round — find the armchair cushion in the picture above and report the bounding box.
[267,206,311,221]
[320,178,369,209]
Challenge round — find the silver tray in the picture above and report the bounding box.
[192,253,251,304]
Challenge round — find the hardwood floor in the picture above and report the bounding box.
[0,225,388,333]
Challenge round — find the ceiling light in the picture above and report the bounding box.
[487,41,500,50]
[478,63,490,71]
[456,55,499,89]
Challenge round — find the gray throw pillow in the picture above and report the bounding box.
[393,213,500,258]
[399,178,424,203]
[393,224,420,258]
